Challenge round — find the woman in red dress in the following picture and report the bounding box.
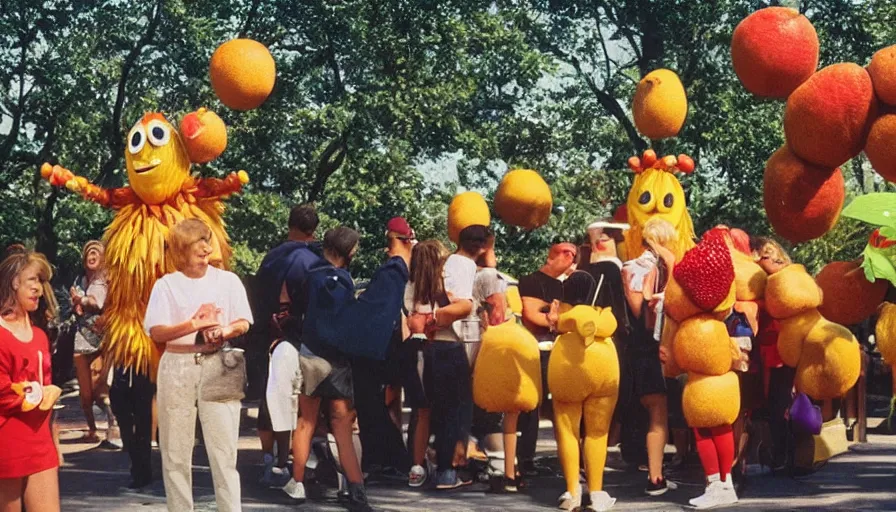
[0,251,62,512]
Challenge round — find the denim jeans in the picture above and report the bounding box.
[423,341,473,470]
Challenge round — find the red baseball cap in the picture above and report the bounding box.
[386,217,414,237]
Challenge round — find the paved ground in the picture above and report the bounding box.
[56,391,896,511]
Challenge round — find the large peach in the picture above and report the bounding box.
[816,261,888,326]
[864,113,896,183]
[632,69,687,140]
[179,108,227,164]
[784,63,878,168]
[763,145,844,243]
[731,7,819,98]
[868,45,896,106]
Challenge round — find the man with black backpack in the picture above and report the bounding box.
[255,204,321,489]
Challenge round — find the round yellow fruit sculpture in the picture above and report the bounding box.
[777,309,823,368]
[473,321,542,413]
[179,108,228,164]
[683,372,741,428]
[673,316,733,376]
[210,38,277,111]
[796,320,862,400]
[765,264,822,319]
[494,169,552,229]
[877,302,896,364]
[633,69,688,139]
[447,191,490,243]
[733,250,767,301]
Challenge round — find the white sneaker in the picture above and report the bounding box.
[691,480,738,509]
[588,490,616,511]
[558,490,582,510]
[282,478,306,501]
[408,465,426,488]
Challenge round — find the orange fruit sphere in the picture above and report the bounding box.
[494,169,552,230]
[731,7,819,98]
[179,108,227,164]
[876,302,896,365]
[447,191,490,243]
[765,264,823,319]
[683,372,741,428]
[778,309,823,367]
[864,113,896,183]
[796,320,861,400]
[763,145,844,244]
[816,260,889,326]
[210,39,276,111]
[632,69,688,139]
[672,316,732,376]
[868,45,896,106]
[784,63,878,168]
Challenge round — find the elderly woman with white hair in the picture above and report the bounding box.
[145,218,252,512]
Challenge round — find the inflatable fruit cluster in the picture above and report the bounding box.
[624,150,697,262]
[666,234,741,427]
[765,264,861,400]
[733,7,896,243]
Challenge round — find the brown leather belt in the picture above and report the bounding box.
[165,344,220,355]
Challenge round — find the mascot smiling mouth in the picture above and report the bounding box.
[133,159,161,173]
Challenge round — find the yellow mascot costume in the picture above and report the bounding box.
[40,110,247,377]
[548,304,619,511]
[624,150,697,262]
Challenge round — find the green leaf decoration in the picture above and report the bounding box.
[881,226,896,240]
[862,245,896,287]
[841,193,896,227]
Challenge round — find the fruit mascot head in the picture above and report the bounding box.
[624,150,697,262]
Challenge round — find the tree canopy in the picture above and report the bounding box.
[1,0,894,283]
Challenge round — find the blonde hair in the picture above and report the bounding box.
[642,217,679,250]
[752,237,792,265]
[168,218,212,271]
[0,251,57,322]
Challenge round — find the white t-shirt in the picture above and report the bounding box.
[144,265,254,346]
[435,254,477,342]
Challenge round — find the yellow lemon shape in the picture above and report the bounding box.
[494,169,552,229]
[633,69,688,139]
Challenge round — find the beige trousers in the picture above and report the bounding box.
[157,351,242,512]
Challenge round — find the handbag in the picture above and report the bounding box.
[790,392,823,435]
[200,344,247,402]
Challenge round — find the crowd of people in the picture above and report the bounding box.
[0,203,886,512]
